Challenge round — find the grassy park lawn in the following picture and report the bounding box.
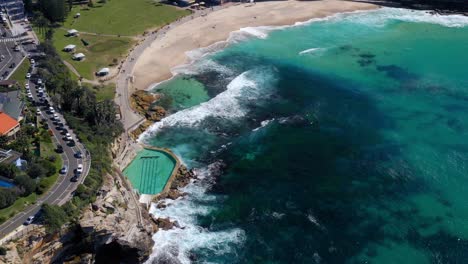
[92,83,116,102]
[54,28,134,79]
[9,58,31,83]
[64,0,190,36]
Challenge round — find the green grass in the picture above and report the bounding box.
[63,0,190,36]
[9,58,30,83]
[53,28,134,79]
[0,194,38,224]
[33,26,47,43]
[92,83,116,102]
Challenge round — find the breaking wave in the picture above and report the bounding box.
[146,164,246,264]
[140,67,277,140]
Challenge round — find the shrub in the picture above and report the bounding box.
[42,204,68,234]
[81,38,89,46]
[0,189,18,209]
[14,174,37,196]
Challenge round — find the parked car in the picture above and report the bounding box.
[24,216,34,225]
[9,62,15,68]
[37,79,42,85]
[56,144,63,153]
[49,107,55,113]
[76,164,83,174]
[36,109,41,115]
[26,73,31,79]
[60,165,68,174]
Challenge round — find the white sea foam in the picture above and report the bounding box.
[252,118,275,131]
[140,68,276,141]
[299,48,324,55]
[338,7,468,28]
[146,165,246,264]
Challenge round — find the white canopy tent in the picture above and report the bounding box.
[73,53,85,60]
[97,67,110,76]
[67,29,78,36]
[63,44,76,52]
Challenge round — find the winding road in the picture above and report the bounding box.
[0,40,90,242]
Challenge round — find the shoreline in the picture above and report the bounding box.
[131,0,379,92]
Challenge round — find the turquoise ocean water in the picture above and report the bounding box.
[141,8,468,264]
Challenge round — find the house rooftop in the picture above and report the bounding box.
[0,112,19,136]
[0,148,21,164]
[0,90,24,120]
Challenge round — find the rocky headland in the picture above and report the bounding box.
[130,90,167,139]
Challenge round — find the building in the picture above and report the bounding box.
[0,148,20,164]
[0,111,20,137]
[0,80,18,89]
[0,90,24,121]
[0,148,25,170]
[0,0,24,21]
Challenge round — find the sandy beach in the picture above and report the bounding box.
[131,0,378,90]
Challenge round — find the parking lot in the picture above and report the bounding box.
[0,22,25,80]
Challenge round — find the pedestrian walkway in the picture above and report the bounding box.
[0,37,30,43]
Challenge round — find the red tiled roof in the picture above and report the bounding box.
[0,112,19,135]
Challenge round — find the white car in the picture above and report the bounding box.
[30,59,35,64]
[76,164,83,174]
[37,79,42,85]
[26,73,31,79]
[24,216,34,225]
[25,83,29,88]
[49,107,55,113]
[36,109,41,115]
[53,113,59,120]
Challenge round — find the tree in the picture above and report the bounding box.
[39,159,56,177]
[27,163,46,179]
[0,135,8,149]
[14,174,37,196]
[41,204,68,234]
[0,189,17,209]
[38,0,68,22]
[0,163,17,179]
[23,0,33,12]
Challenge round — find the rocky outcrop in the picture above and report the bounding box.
[130,90,167,122]
[130,90,158,115]
[152,165,195,205]
[150,217,181,231]
[145,105,166,122]
[130,120,154,140]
